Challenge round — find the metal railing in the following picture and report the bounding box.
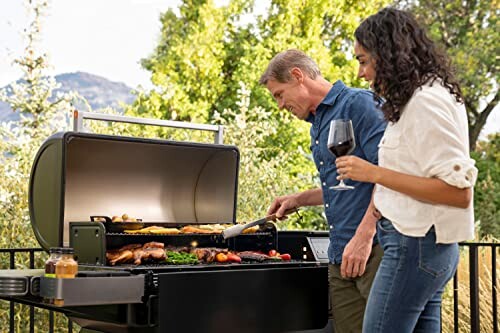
[0,243,498,333]
[454,242,498,333]
[0,248,74,333]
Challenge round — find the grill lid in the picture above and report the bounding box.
[29,132,239,250]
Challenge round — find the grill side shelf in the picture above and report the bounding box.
[38,275,145,306]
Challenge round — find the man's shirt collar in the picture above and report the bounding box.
[306,80,346,123]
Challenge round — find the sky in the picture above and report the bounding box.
[0,0,498,136]
[0,0,182,89]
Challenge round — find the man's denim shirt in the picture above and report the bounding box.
[306,81,386,264]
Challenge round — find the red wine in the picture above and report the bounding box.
[328,140,355,157]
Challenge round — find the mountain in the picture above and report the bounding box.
[0,72,136,122]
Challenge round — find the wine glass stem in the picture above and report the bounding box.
[339,179,346,187]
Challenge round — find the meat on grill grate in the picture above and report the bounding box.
[107,242,165,265]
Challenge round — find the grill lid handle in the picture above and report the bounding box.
[73,110,225,144]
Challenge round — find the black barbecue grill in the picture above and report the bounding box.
[3,112,331,333]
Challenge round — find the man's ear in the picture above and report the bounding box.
[290,67,304,83]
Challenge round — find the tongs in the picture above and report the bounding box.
[222,208,298,239]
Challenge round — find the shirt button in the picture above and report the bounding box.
[454,164,461,171]
[320,161,324,165]
[322,182,326,186]
[325,203,329,208]
[315,140,319,145]
[329,225,334,230]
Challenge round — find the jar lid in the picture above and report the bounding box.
[49,247,63,253]
[60,247,74,254]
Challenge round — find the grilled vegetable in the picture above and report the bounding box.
[165,251,199,265]
[226,253,242,263]
[279,253,291,261]
[216,253,228,263]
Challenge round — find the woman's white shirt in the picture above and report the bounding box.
[374,81,478,243]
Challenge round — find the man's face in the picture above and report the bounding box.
[354,41,376,89]
[265,74,311,120]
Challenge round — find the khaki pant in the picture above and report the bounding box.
[328,244,383,333]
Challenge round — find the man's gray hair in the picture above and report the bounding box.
[259,49,321,85]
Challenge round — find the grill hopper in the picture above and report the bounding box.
[29,132,239,250]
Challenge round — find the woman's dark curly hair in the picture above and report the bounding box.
[355,7,463,122]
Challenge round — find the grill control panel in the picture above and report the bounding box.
[306,237,330,263]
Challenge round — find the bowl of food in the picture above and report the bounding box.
[90,214,145,233]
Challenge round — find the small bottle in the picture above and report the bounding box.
[54,247,78,306]
[44,247,62,304]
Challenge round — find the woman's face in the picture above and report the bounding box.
[354,40,376,89]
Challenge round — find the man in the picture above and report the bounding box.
[259,49,386,332]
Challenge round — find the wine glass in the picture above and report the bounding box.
[327,119,356,190]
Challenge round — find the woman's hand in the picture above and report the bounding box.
[335,156,379,183]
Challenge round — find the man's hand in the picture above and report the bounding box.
[267,193,301,218]
[340,232,374,278]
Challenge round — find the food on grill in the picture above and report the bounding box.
[111,214,139,223]
[180,223,257,234]
[241,225,260,234]
[180,226,215,234]
[192,247,228,263]
[279,253,291,261]
[106,243,142,265]
[106,242,166,265]
[216,253,228,263]
[180,224,231,234]
[106,243,279,266]
[132,242,165,265]
[226,253,242,263]
[124,226,181,234]
[165,251,199,265]
[111,216,123,222]
[237,251,284,262]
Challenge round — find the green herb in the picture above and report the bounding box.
[165,251,199,265]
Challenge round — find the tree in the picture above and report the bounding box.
[397,0,499,151]
[129,0,390,224]
[471,133,500,238]
[135,0,254,122]
[133,0,391,123]
[0,0,79,330]
[0,0,76,250]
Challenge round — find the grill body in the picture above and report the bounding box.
[24,130,331,332]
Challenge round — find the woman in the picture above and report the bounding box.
[335,7,478,333]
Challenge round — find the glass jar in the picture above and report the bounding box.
[44,247,62,278]
[44,247,62,304]
[54,247,78,306]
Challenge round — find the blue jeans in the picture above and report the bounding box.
[362,218,459,333]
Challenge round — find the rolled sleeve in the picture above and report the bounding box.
[428,158,478,188]
[404,86,478,189]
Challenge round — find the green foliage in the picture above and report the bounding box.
[128,0,390,228]
[471,133,500,238]
[0,0,76,251]
[397,0,499,150]
[0,1,83,330]
[213,83,325,229]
